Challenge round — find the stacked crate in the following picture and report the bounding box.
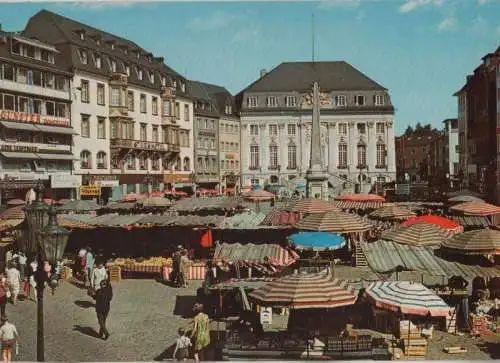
[469,314,489,335]
[446,307,457,333]
[109,265,121,283]
[399,320,427,359]
[61,266,72,281]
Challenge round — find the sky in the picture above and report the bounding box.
[0,0,499,135]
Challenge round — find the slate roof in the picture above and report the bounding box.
[22,10,188,96]
[187,80,221,118]
[241,61,387,93]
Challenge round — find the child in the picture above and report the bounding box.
[172,328,191,361]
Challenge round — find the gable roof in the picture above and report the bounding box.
[242,61,387,93]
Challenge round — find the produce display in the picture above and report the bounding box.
[113,257,172,266]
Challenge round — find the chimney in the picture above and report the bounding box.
[260,69,267,78]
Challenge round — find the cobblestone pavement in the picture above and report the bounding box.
[7,279,206,361]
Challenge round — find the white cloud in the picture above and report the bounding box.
[230,25,261,47]
[65,1,133,10]
[186,10,237,31]
[317,0,362,9]
[437,16,455,31]
[399,0,444,13]
[469,15,489,35]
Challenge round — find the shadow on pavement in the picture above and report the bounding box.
[477,341,500,359]
[152,331,223,361]
[74,300,95,309]
[173,295,199,318]
[69,278,87,290]
[73,325,100,339]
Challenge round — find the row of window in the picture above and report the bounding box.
[248,122,387,136]
[79,79,190,121]
[220,159,239,170]
[220,141,239,152]
[219,121,239,134]
[0,92,69,118]
[249,143,387,170]
[197,137,216,150]
[3,159,69,172]
[246,94,386,108]
[79,150,191,171]
[11,41,56,64]
[0,63,70,91]
[0,130,70,145]
[197,118,216,130]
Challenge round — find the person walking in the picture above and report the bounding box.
[190,303,210,362]
[91,259,108,294]
[94,280,112,340]
[14,252,26,288]
[172,327,191,361]
[0,316,18,362]
[171,247,182,287]
[85,247,94,287]
[179,250,190,288]
[5,266,19,306]
[0,278,7,317]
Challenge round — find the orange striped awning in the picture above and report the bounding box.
[291,198,340,214]
[450,201,500,216]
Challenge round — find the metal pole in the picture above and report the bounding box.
[35,233,46,362]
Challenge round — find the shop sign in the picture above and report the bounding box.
[80,184,100,196]
[51,175,82,189]
[225,153,236,159]
[260,307,272,325]
[0,145,38,153]
[0,111,70,127]
[97,180,119,187]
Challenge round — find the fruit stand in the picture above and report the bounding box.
[111,257,172,278]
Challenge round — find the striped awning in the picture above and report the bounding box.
[364,281,450,317]
[0,205,25,220]
[336,193,385,202]
[369,206,416,220]
[450,201,500,216]
[382,223,447,247]
[0,219,23,232]
[248,271,358,309]
[401,215,463,235]
[242,189,275,201]
[261,208,299,226]
[291,198,340,214]
[442,229,500,254]
[333,200,384,210]
[295,211,372,233]
[212,242,299,274]
[448,195,485,203]
[451,215,492,228]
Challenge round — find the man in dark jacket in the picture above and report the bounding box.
[95,279,112,340]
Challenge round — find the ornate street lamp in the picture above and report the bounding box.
[24,182,70,362]
[24,179,49,255]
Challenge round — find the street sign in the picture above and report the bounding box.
[80,184,100,197]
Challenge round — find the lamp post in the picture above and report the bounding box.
[143,172,153,197]
[24,182,70,362]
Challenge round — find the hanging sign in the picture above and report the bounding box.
[260,307,272,325]
[80,184,100,196]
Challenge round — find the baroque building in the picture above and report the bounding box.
[23,10,193,200]
[0,28,76,200]
[236,62,396,194]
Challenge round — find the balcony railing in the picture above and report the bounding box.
[110,138,179,153]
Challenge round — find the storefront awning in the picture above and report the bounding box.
[0,121,39,131]
[0,151,39,159]
[35,125,77,135]
[36,153,77,160]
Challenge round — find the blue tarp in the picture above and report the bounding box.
[288,232,346,251]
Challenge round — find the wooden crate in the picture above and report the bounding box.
[109,265,121,282]
[61,266,73,281]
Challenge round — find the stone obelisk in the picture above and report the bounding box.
[305,82,328,200]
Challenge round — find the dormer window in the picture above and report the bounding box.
[111,59,117,72]
[96,39,100,46]
[225,105,232,115]
[137,68,143,80]
[149,72,155,84]
[161,77,166,87]
[124,63,130,76]
[110,43,115,50]
[148,56,152,63]
[95,54,101,69]
[181,83,185,92]
[173,80,177,88]
[136,51,140,59]
[79,49,88,64]
[266,96,278,107]
[124,49,128,55]
[79,32,85,41]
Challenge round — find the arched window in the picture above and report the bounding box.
[139,155,147,170]
[287,142,297,169]
[96,151,106,169]
[338,143,347,168]
[270,175,279,184]
[126,154,136,169]
[175,156,181,171]
[376,141,386,167]
[80,150,91,169]
[183,157,190,171]
[357,142,367,167]
[197,157,203,171]
[269,143,279,168]
[250,143,259,169]
[152,156,160,170]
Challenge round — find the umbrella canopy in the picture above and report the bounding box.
[56,199,71,205]
[58,199,100,212]
[382,223,447,247]
[6,199,25,207]
[401,215,463,235]
[291,198,339,214]
[441,229,500,255]
[364,281,450,317]
[242,189,275,201]
[448,195,485,203]
[295,211,372,233]
[137,196,172,208]
[121,193,147,202]
[0,205,25,220]
[447,189,481,198]
[249,271,358,309]
[288,232,346,251]
[450,201,500,216]
[336,193,385,202]
[369,205,416,220]
[43,198,56,205]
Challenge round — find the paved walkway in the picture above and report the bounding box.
[7,279,205,361]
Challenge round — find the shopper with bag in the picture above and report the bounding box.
[0,316,18,362]
[5,265,19,306]
[0,277,7,317]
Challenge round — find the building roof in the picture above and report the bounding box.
[241,61,387,93]
[202,82,239,120]
[22,9,187,94]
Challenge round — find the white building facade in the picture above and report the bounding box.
[443,118,459,177]
[237,62,396,194]
[24,10,194,200]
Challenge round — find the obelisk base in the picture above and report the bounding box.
[306,169,329,201]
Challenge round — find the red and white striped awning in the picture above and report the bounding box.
[249,271,358,309]
[291,198,340,214]
[333,200,384,210]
